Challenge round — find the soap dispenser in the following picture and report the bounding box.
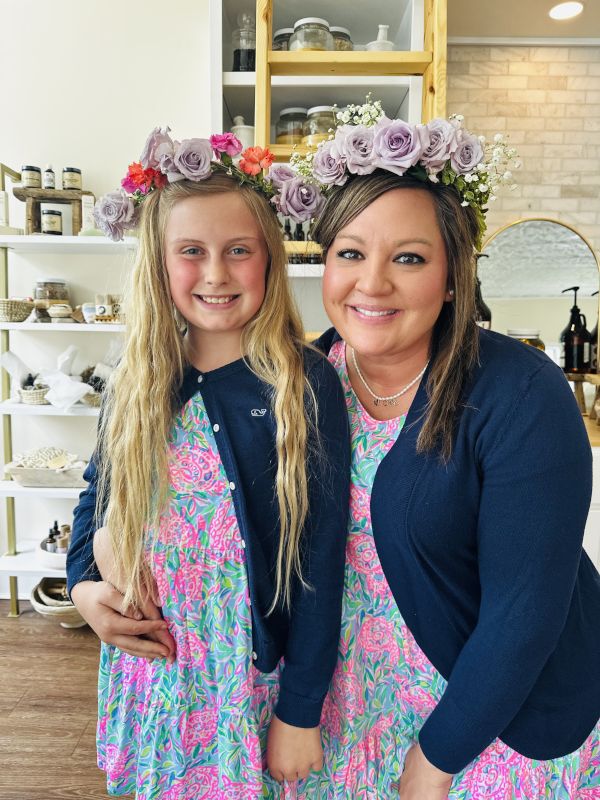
[560,286,591,373]
[366,24,394,51]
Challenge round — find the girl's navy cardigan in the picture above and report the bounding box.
[67,348,350,730]
[316,327,600,773]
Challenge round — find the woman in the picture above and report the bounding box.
[298,161,600,798]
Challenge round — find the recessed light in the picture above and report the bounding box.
[549,2,584,20]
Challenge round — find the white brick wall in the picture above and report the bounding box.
[448,45,600,250]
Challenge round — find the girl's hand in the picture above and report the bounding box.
[397,744,453,800]
[71,580,176,662]
[266,715,324,783]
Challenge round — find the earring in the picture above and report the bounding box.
[448,289,455,297]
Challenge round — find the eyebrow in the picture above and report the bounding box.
[171,236,262,245]
[336,233,433,248]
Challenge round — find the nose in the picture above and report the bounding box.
[354,256,393,297]
[203,254,229,286]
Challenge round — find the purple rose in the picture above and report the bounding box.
[373,118,429,176]
[332,125,377,176]
[272,177,325,223]
[312,140,347,186]
[450,132,484,175]
[173,138,213,181]
[266,163,296,189]
[93,190,138,242]
[139,126,174,170]
[421,118,460,171]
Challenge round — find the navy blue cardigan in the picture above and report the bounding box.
[316,327,600,774]
[67,348,350,729]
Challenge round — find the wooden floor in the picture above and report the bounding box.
[0,600,121,799]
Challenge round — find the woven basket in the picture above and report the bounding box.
[30,578,86,628]
[0,299,34,322]
[81,390,102,407]
[18,386,49,405]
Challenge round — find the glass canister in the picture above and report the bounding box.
[34,278,69,308]
[232,12,256,71]
[302,106,336,147]
[276,107,308,145]
[331,26,353,51]
[273,28,293,51]
[289,18,334,51]
[507,328,546,351]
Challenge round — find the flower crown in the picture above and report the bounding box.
[93,127,277,241]
[94,103,519,250]
[270,97,520,251]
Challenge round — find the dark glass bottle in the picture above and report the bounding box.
[590,291,598,373]
[475,254,492,329]
[294,222,305,241]
[232,13,256,72]
[560,286,591,373]
[282,218,292,241]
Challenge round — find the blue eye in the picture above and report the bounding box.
[230,246,249,256]
[395,253,425,265]
[337,249,363,260]
[182,246,201,256]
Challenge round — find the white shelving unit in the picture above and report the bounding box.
[0,227,131,614]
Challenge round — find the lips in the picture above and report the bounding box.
[349,303,399,321]
[194,294,239,305]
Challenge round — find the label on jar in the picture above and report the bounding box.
[22,170,41,188]
[42,213,62,234]
[62,171,82,189]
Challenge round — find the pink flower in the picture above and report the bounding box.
[210,132,243,158]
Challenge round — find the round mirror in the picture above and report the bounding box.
[480,218,599,362]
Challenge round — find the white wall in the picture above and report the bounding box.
[0,0,211,597]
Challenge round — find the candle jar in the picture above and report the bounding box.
[62,167,82,190]
[21,166,41,189]
[41,210,62,235]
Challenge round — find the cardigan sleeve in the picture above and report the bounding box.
[66,455,103,597]
[274,354,351,728]
[418,360,593,773]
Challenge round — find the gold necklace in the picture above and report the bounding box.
[350,347,429,407]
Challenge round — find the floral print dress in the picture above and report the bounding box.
[290,341,600,800]
[96,391,280,799]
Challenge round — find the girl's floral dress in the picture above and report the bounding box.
[290,340,600,800]
[96,391,280,799]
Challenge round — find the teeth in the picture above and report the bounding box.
[355,307,395,317]
[199,295,235,304]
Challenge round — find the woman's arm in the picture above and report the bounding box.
[418,360,593,774]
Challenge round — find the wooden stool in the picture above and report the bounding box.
[13,187,94,235]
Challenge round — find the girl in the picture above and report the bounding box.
[67,129,350,799]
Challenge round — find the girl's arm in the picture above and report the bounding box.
[268,354,351,778]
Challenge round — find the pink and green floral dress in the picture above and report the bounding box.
[96,391,280,799]
[289,340,600,799]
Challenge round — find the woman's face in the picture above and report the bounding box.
[322,188,452,363]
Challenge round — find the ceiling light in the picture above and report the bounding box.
[549,2,584,20]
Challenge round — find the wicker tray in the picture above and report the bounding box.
[18,386,49,405]
[0,299,34,322]
[30,578,86,628]
[81,390,102,407]
[4,461,87,488]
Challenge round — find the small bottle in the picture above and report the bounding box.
[283,219,292,241]
[45,529,57,553]
[294,222,305,241]
[43,165,55,189]
[55,535,68,555]
[52,520,60,536]
[590,292,598,373]
[560,286,591,373]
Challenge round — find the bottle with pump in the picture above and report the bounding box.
[590,291,598,373]
[560,286,592,373]
[475,253,492,329]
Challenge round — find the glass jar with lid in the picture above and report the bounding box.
[273,28,293,51]
[34,278,70,308]
[507,328,546,351]
[330,26,353,51]
[289,18,334,51]
[276,107,308,145]
[232,12,256,71]
[302,106,336,147]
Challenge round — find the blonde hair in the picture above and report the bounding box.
[97,174,313,610]
[312,171,480,461]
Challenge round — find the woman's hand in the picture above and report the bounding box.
[266,715,324,783]
[397,743,453,799]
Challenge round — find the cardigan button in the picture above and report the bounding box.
[197,374,203,383]
[252,651,258,661]
[241,539,246,548]
[213,423,220,432]
[229,481,236,491]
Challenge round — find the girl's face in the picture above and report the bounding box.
[165,192,268,345]
[322,188,452,363]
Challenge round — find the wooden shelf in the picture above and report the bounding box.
[269,51,432,77]
[0,234,137,254]
[0,481,84,499]
[0,401,99,417]
[288,264,324,278]
[0,541,66,579]
[0,322,125,332]
[566,372,600,386]
[285,241,321,254]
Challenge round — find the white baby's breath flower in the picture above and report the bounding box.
[494,133,504,143]
[478,183,488,192]
[461,200,470,207]
[503,170,512,181]
[489,195,497,202]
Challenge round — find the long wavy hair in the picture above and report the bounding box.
[312,171,480,461]
[97,174,313,611]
